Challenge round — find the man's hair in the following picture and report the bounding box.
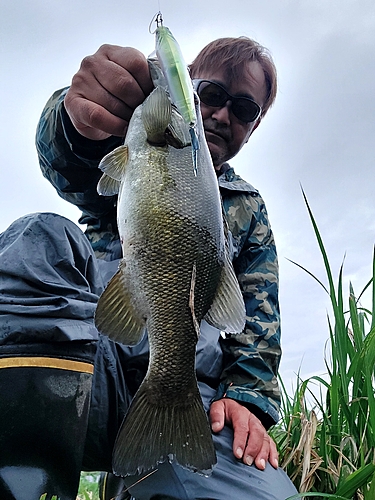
[189,37,277,118]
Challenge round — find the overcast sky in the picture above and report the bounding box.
[1,0,375,393]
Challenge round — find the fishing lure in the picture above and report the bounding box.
[152,12,200,173]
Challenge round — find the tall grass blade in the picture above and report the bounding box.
[366,470,375,500]
[300,187,337,309]
[286,258,329,295]
[336,463,375,497]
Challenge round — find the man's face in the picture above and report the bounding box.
[196,61,267,170]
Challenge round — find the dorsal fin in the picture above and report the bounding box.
[142,86,171,146]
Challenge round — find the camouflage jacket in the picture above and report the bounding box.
[36,88,281,427]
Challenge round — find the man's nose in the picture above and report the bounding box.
[211,101,231,125]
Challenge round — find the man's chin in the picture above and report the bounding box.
[207,139,228,168]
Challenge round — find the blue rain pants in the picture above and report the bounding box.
[0,213,297,500]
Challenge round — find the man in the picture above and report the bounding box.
[0,37,297,499]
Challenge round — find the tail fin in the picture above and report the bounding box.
[112,379,217,476]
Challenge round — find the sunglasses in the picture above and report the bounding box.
[193,79,262,123]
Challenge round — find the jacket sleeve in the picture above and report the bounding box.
[35,87,122,222]
[217,189,281,428]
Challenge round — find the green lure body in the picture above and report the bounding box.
[155,25,196,128]
[155,25,200,172]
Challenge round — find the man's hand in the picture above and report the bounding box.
[64,45,154,141]
[209,398,278,470]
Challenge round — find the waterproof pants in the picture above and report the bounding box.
[0,213,297,500]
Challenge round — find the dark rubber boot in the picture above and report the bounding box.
[99,472,130,500]
[0,342,95,500]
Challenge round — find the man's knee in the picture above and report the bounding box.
[0,211,98,284]
[0,212,103,344]
[0,212,91,264]
[3,212,80,237]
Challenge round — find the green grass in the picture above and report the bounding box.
[37,473,100,500]
[270,189,375,499]
[77,472,100,500]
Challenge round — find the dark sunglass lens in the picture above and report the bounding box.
[232,99,260,123]
[197,81,261,122]
[198,83,227,107]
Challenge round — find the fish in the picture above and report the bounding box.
[95,81,246,477]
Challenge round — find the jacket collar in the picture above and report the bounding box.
[217,164,258,194]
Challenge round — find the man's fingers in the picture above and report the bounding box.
[252,434,278,470]
[251,434,271,470]
[209,398,279,469]
[69,70,133,123]
[64,44,154,140]
[77,53,148,112]
[209,400,225,433]
[244,429,279,470]
[230,403,279,469]
[231,418,250,460]
[269,437,279,469]
[240,413,266,464]
[98,44,154,97]
[65,96,128,139]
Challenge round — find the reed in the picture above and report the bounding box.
[272,190,375,499]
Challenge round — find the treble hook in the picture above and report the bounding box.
[149,11,163,34]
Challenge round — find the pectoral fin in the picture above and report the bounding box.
[95,263,145,345]
[205,251,246,334]
[97,173,121,196]
[98,145,129,180]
